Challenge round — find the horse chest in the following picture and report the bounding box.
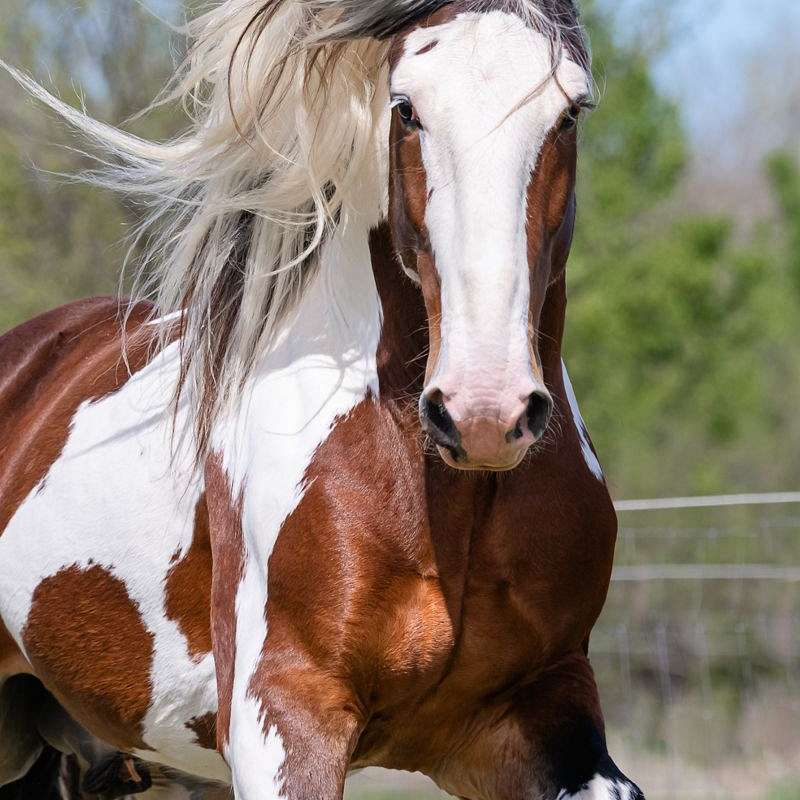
[270,443,616,719]
[340,498,615,773]
[363,527,612,695]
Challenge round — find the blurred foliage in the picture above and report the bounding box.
[0,0,798,501]
[567,3,800,497]
[0,0,180,331]
[766,780,800,800]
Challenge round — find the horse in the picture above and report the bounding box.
[0,0,644,798]
[0,675,227,799]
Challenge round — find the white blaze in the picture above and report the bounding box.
[392,11,588,403]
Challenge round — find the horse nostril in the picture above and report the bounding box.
[526,390,553,440]
[507,418,525,442]
[420,390,462,458]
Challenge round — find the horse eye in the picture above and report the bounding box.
[559,107,579,131]
[395,99,417,127]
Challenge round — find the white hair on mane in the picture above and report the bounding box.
[1,0,590,459]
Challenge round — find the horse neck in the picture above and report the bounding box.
[368,219,574,569]
[368,221,567,405]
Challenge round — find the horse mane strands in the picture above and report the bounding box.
[0,0,590,462]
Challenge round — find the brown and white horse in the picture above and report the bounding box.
[0,1,644,798]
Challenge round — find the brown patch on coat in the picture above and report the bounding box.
[22,564,154,751]
[524,123,579,346]
[185,712,218,750]
[387,104,443,382]
[164,493,213,659]
[370,223,428,399]
[205,454,245,750]
[0,297,172,535]
[414,39,439,55]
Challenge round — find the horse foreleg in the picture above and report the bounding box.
[216,568,361,800]
[435,651,644,800]
[206,461,361,800]
[0,676,46,785]
[227,663,362,800]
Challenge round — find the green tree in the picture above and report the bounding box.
[566,5,800,496]
[0,0,178,331]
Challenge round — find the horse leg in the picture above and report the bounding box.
[512,651,644,800]
[210,528,361,799]
[0,676,47,786]
[223,657,362,800]
[34,691,152,797]
[206,461,362,800]
[434,651,644,800]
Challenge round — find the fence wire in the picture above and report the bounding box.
[593,494,800,800]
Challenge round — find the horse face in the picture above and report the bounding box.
[388,8,588,471]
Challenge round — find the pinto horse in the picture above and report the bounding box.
[0,1,644,798]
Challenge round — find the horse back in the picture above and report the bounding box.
[0,297,155,534]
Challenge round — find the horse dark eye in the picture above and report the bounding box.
[559,107,579,131]
[396,100,416,126]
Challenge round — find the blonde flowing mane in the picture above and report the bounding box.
[2,0,589,459]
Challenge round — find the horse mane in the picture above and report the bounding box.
[2,0,590,461]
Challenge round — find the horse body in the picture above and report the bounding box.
[0,1,646,798]
[0,222,620,798]
[0,299,225,782]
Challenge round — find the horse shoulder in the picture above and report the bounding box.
[0,297,155,533]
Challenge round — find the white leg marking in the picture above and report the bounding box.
[558,773,639,799]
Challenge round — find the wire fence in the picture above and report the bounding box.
[593,493,800,800]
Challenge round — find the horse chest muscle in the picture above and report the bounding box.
[272,414,615,728]
[296,442,618,771]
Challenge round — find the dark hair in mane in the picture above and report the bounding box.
[306,0,582,39]
[325,0,587,66]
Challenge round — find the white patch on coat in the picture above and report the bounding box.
[392,11,588,405]
[0,212,380,793]
[215,214,381,794]
[561,360,604,481]
[558,773,639,800]
[0,344,227,782]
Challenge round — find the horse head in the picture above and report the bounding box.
[386,4,592,470]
